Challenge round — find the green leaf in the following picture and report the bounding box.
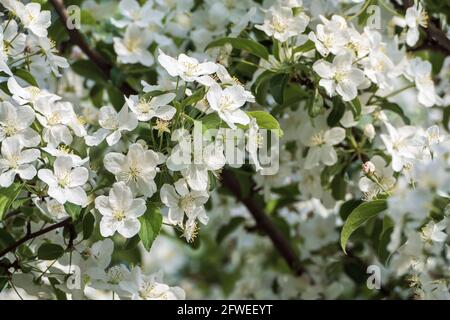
[37,243,65,260]
[89,84,104,108]
[124,234,141,250]
[107,85,125,110]
[0,183,23,220]
[269,73,289,104]
[201,113,228,132]
[293,40,315,53]
[216,217,246,243]
[377,216,394,265]
[379,99,411,125]
[182,87,206,108]
[82,212,95,240]
[340,200,387,253]
[72,60,107,84]
[327,97,346,127]
[307,88,323,118]
[349,97,361,118]
[339,199,363,221]
[247,111,283,136]
[251,70,276,104]
[443,105,450,131]
[331,174,347,200]
[80,10,96,25]
[138,204,163,251]
[13,69,38,87]
[206,37,269,60]
[64,203,81,220]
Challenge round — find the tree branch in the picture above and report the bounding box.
[221,169,304,275]
[0,218,72,259]
[48,0,136,96]
[48,0,304,276]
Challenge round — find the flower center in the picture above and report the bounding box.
[102,116,119,130]
[271,15,287,33]
[113,210,125,222]
[137,99,152,113]
[180,195,195,215]
[58,172,71,188]
[125,38,140,52]
[3,124,17,137]
[333,70,347,82]
[107,266,126,285]
[219,95,234,112]
[182,61,200,77]
[310,131,325,146]
[26,86,41,98]
[139,281,156,300]
[8,155,20,169]
[48,113,61,126]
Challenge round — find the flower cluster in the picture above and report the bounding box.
[0,0,449,301]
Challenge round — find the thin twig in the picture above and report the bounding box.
[0,218,72,259]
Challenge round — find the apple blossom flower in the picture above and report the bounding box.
[85,104,138,146]
[406,58,440,107]
[308,15,349,57]
[34,98,74,146]
[300,117,346,169]
[16,2,51,37]
[34,197,69,221]
[255,5,309,42]
[405,3,428,47]
[313,52,365,101]
[119,267,185,300]
[380,122,417,172]
[206,84,250,129]
[38,156,89,206]
[125,92,176,121]
[0,137,40,187]
[95,181,146,238]
[103,143,160,198]
[113,24,154,67]
[111,0,162,28]
[166,137,226,191]
[160,179,209,227]
[421,218,448,243]
[0,101,40,147]
[157,49,218,83]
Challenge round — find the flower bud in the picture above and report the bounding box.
[362,161,376,175]
[363,124,375,141]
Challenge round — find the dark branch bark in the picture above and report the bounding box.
[48,0,136,96]
[48,0,304,276]
[221,169,304,275]
[0,218,72,259]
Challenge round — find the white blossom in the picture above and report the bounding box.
[0,137,39,187]
[38,156,89,206]
[104,143,160,198]
[95,181,146,238]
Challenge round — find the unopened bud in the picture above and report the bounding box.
[362,161,376,175]
[364,124,375,141]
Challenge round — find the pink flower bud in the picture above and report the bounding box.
[362,161,376,175]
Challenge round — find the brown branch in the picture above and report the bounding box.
[0,218,71,259]
[221,169,304,275]
[48,0,136,96]
[49,0,303,276]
